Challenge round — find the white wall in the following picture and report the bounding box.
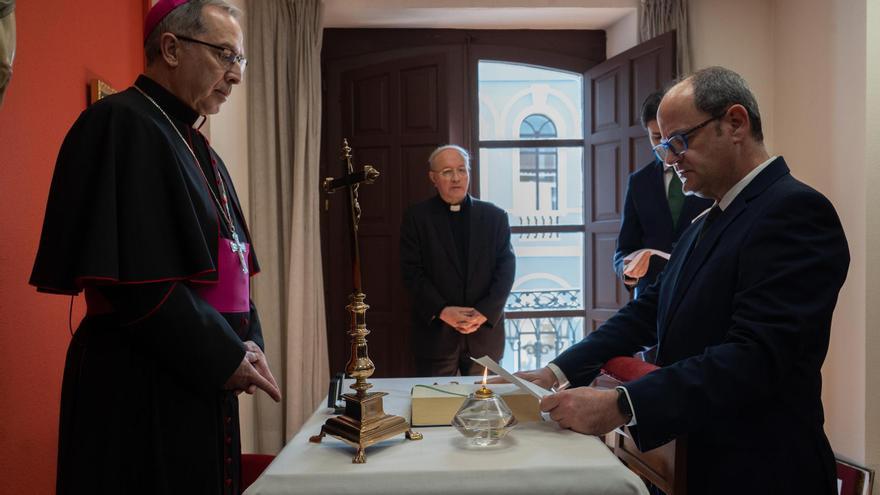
[606,9,638,59]
[324,0,638,29]
[773,0,868,465]
[690,0,876,474]
[865,0,880,486]
[689,0,775,150]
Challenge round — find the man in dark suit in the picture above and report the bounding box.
[514,67,849,494]
[400,145,516,376]
[614,91,713,298]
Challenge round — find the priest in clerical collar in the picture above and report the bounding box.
[30,1,279,493]
[400,144,516,377]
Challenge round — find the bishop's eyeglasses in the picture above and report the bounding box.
[652,114,722,164]
[175,35,248,71]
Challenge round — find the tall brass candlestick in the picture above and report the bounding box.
[309,139,421,463]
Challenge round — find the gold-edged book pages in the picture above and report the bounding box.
[410,383,541,426]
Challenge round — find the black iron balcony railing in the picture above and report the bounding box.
[505,288,579,311]
[503,288,583,371]
[516,215,561,239]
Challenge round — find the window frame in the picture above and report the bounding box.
[471,56,590,331]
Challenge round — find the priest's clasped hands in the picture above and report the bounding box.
[440,306,488,334]
[225,340,282,402]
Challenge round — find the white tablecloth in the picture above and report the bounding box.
[245,376,648,495]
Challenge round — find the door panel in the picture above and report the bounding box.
[583,31,676,332]
[352,74,391,136]
[401,66,440,134]
[631,134,655,171]
[592,69,622,133]
[323,50,462,378]
[591,141,623,223]
[593,232,623,308]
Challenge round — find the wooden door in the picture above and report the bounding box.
[322,48,464,377]
[583,31,676,333]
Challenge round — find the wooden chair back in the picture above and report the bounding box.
[598,356,687,495]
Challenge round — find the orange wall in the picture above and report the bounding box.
[0,1,143,492]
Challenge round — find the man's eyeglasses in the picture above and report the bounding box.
[175,35,247,70]
[652,114,722,164]
[432,167,470,180]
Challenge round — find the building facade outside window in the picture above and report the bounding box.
[477,61,585,372]
[518,114,559,211]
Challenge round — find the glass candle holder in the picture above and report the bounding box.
[451,384,517,447]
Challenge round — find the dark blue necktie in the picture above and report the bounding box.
[696,205,722,245]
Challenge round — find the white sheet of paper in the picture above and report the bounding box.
[471,355,553,399]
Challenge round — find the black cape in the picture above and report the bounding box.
[32,75,264,495]
[30,75,259,294]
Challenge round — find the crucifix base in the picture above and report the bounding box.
[309,391,422,463]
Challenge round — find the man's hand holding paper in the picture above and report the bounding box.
[477,357,628,435]
[622,248,671,284]
[510,367,557,390]
[540,387,626,435]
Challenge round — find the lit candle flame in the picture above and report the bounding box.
[482,367,488,385]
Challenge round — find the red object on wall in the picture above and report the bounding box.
[0,1,144,493]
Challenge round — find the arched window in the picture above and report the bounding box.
[520,114,557,137]
[519,114,558,210]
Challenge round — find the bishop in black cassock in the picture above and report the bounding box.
[29,1,280,493]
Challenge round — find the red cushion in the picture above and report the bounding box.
[601,357,659,382]
[835,458,871,495]
[241,453,275,493]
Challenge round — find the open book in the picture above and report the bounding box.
[622,248,671,281]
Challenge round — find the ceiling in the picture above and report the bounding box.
[322,1,636,30]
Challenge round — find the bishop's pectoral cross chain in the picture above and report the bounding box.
[134,85,248,274]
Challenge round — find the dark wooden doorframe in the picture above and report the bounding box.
[583,31,676,332]
[321,45,465,378]
[320,29,608,378]
[464,33,674,340]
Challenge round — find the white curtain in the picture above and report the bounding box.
[245,0,328,453]
[640,0,691,76]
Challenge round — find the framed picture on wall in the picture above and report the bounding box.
[89,79,116,105]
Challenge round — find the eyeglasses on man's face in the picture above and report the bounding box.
[652,114,722,164]
[175,34,247,71]
[432,167,470,180]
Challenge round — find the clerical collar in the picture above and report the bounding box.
[438,194,470,213]
[134,75,200,127]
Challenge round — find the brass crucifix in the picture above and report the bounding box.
[309,139,421,464]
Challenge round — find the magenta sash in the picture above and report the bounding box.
[193,238,250,313]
